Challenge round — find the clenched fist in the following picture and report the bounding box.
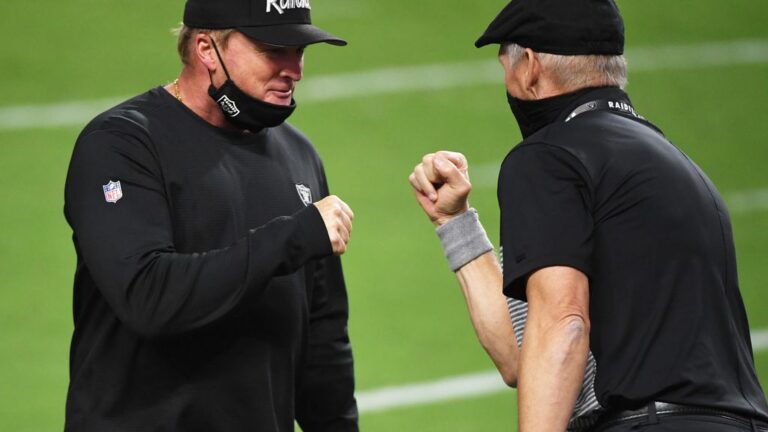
[409,151,472,226]
[313,195,354,255]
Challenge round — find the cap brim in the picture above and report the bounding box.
[238,24,347,47]
[474,34,496,48]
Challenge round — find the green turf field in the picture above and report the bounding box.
[1,0,767,430]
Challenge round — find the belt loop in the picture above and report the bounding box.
[645,402,659,425]
[750,418,757,432]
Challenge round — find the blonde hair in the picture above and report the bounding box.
[173,24,236,66]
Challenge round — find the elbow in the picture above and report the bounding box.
[556,314,590,358]
[107,296,170,338]
[492,354,518,387]
[121,306,203,339]
[119,301,183,339]
[501,369,518,388]
[122,315,172,339]
[561,314,590,340]
[120,303,215,340]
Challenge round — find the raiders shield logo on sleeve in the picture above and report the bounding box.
[295,184,312,206]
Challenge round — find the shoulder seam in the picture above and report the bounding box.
[505,141,596,191]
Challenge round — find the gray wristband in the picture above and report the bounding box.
[436,208,494,272]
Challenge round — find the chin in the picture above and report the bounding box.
[263,96,292,106]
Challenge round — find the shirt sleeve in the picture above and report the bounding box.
[498,143,594,300]
[295,165,358,431]
[64,129,332,338]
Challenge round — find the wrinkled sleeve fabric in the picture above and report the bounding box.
[64,129,331,338]
[295,165,358,432]
[498,143,594,300]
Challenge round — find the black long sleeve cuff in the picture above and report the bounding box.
[292,204,333,260]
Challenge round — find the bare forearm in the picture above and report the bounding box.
[518,315,589,431]
[408,152,519,384]
[516,266,591,431]
[455,251,519,386]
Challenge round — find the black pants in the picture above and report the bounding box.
[593,414,768,432]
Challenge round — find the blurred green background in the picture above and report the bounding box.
[1,0,767,430]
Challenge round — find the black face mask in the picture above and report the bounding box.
[507,87,600,139]
[208,40,296,132]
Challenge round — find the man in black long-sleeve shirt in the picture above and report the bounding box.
[63,1,358,430]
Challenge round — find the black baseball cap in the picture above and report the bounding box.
[475,0,624,55]
[183,0,347,47]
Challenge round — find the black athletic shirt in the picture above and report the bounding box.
[499,87,768,419]
[63,87,358,431]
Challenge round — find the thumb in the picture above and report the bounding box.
[434,156,467,187]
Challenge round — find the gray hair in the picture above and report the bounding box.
[503,43,628,90]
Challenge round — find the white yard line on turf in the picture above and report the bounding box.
[2,38,768,131]
[357,370,507,414]
[357,328,768,414]
[727,188,768,214]
[752,328,768,352]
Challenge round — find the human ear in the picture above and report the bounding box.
[522,48,541,99]
[195,33,217,73]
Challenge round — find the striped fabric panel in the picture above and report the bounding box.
[500,247,602,429]
[507,297,602,428]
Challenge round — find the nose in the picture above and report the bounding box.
[280,51,303,82]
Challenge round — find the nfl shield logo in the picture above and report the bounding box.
[217,95,241,117]
[103,180,123,203]
[295,184,312,206]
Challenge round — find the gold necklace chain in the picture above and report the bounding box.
[172,78,182,103]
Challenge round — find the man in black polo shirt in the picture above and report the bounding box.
[63,0,357,430]
[409,0,768,430]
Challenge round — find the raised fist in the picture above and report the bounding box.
[408,151,472,226]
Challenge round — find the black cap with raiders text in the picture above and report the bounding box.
[184,0,347,47]
[475,0,624,55]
